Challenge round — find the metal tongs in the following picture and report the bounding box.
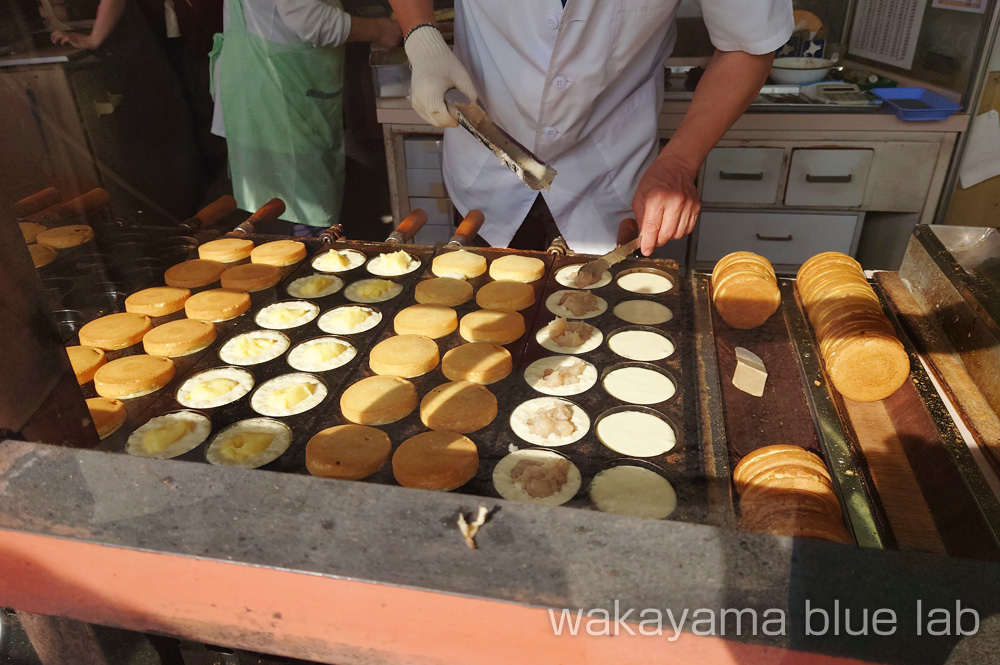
[446,98,557,191]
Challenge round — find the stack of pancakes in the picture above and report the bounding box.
[710,251,781,329]
[797,252,909,402]
[734,445,852,544]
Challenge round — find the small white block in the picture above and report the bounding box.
[733,346,767,397]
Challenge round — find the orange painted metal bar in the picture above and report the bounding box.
[0,529,876,665]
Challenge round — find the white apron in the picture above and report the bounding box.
[442,0,793,254]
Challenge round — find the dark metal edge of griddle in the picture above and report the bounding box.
[873,275,1000,555]
[779,279,890,550]
[906,225,1000,341]
[877,268,1000,481]
[689,272,735,528]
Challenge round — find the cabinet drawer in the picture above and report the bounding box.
[409,197,453,226]
[695,211,860,267]
[407,168,447,198]
[404,137,443,169]
[413,223,453,246]
[702,147,784,204]
[785,149,873,207]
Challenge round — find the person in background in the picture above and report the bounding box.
[149,0,230,204]
[51,0,204,221]
[211,0,401,237]
[50,0,125,49]
[387,0,792,255]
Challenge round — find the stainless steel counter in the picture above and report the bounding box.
[0,40,90,68]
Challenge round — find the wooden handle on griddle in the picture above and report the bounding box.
[386,209,428,244]
[546,235,572,255]
[29,188,110,222]
[13,187,62,219]
[617,217,639,246]
[179,195,237,232]
[320,224,345,244]
[233,198,287,236]
[447,209,485,246]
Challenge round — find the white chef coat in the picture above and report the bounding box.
[211,0,352,137]
[443,0,793,254]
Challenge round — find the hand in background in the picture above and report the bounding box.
[51,30,94,49]
[632,153,701,256]
[373,19,402,49]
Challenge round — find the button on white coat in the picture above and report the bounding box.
[552,75,568,90]
[544,14,559,30]
[543,126,559,139]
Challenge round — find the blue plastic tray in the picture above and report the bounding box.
[872,87,962,121]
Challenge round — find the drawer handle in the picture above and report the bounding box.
[719,171,764,181]
[756,233,793,242]
[805,174,853,184]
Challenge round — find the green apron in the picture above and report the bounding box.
[210,0,345,227]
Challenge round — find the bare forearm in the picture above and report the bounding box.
[659,50,773,172]
[89,0,126,48]
[347,16,377,43]
[385,0,434,35]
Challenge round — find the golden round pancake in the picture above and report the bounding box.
[476,280,536,311]
[125,286,191,317]
[251,240,306,266]
[827,336,909,402]
[164,259,226,288]
[20,221,46,243]
[805,279,878,308]
[340,375,417,425]
[820,317,896,358]
[414,277,474,306]
[306,424,392,480]
[797,252,862,282]
[86,397,127,439]
[36,224,93,249]
[67,345,106,385]
[220,263,282,292]
[184,288,251,322]
[431,250,487,279]
[198,238,254,263]
[29,243,57,268]
[79,312,152,350]
[369,335,439,377]
[441,342,512,384]
[488,255,545,283]
[712,256,776,289]
[459,309,525,344]
[733,445,831,493]
[752,510,854,544]
[711,251,772,285]
[713,276,780,330]
[740,467,841,515]
[94,354,175,399]
[142,319,217,357]
[392,430,479,491]
[739,492,843,533]
[800,267,869,303]
[393,304,458,339]
[808,293,882,330]
[420,380,497,433]
[713,260,776,293]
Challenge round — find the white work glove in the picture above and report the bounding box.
[404,25,478,128]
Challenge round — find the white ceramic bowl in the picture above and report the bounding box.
[769,57,835,85]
